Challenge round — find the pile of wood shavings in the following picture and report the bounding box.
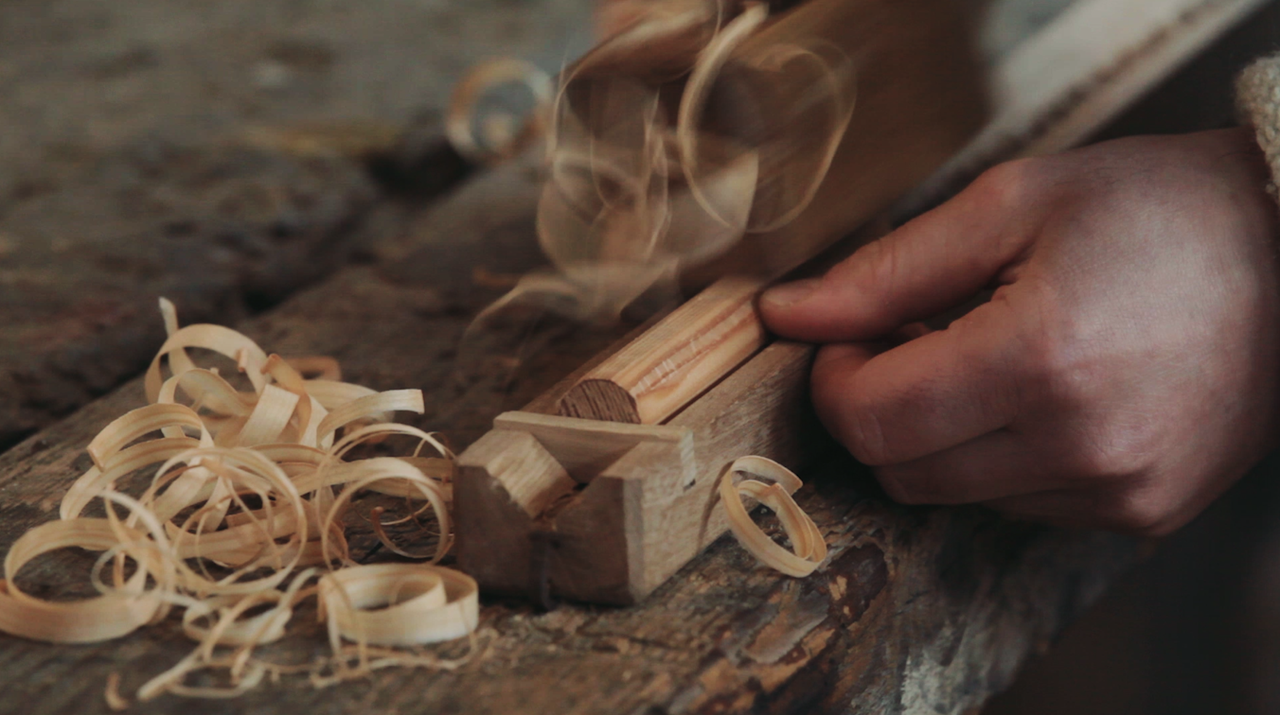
[0,299,478,705]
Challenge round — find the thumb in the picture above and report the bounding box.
[759,162,1042,342]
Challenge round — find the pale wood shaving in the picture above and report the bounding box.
[719,456,828,577]
[446,58,553,164]
[0,299,475,703]
[105,672,130,711]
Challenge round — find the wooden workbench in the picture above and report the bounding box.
[0,160,1137,714]
[4,0,1275,712]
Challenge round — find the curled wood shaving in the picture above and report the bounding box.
[463,0,857,325]
[719,456,827,577]
[675,3,770,228]
[0,299,477,701]
[317,564,478,649]
[105,672,130,711]
[446,58,554,164]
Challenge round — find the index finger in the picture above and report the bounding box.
[812,296,1024,467]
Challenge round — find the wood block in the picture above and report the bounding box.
[453,429,576,597]
[555,277,766,424]
[455,340,825,604]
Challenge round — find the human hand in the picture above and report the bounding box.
[760,128,1280,535]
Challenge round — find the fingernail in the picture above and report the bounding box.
[762,278,820,308]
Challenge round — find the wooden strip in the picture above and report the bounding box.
[556,278,767,424]
[520,312,667,416]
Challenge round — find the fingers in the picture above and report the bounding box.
[876,430,1069,505]
[811,298,1023,466]
[761,160,1043,343]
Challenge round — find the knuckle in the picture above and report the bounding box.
[1073,418,1159,481]
[839,238,900,316]
[1013,311,1165,485]
[1107,487,1174,535]
[1017,306,1102,416]
[863,238,899,295]
[968,158,1041,212]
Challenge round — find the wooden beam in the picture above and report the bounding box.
[556,278,766,424]
[453,430,577,597]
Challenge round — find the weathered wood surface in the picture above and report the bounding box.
[0,0,594,451]
[0,157,1137,714]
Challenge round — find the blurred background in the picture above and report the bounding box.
[986,3,1280,712]
[2,0,1279,712]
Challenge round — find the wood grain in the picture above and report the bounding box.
[685,0,992,285]
[556,278,766,424]
[616,341,826,598]
[454,429,577,597]
[457,339,819,605]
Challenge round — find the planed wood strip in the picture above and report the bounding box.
[521,313,667,416]
[556,277,767,424]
